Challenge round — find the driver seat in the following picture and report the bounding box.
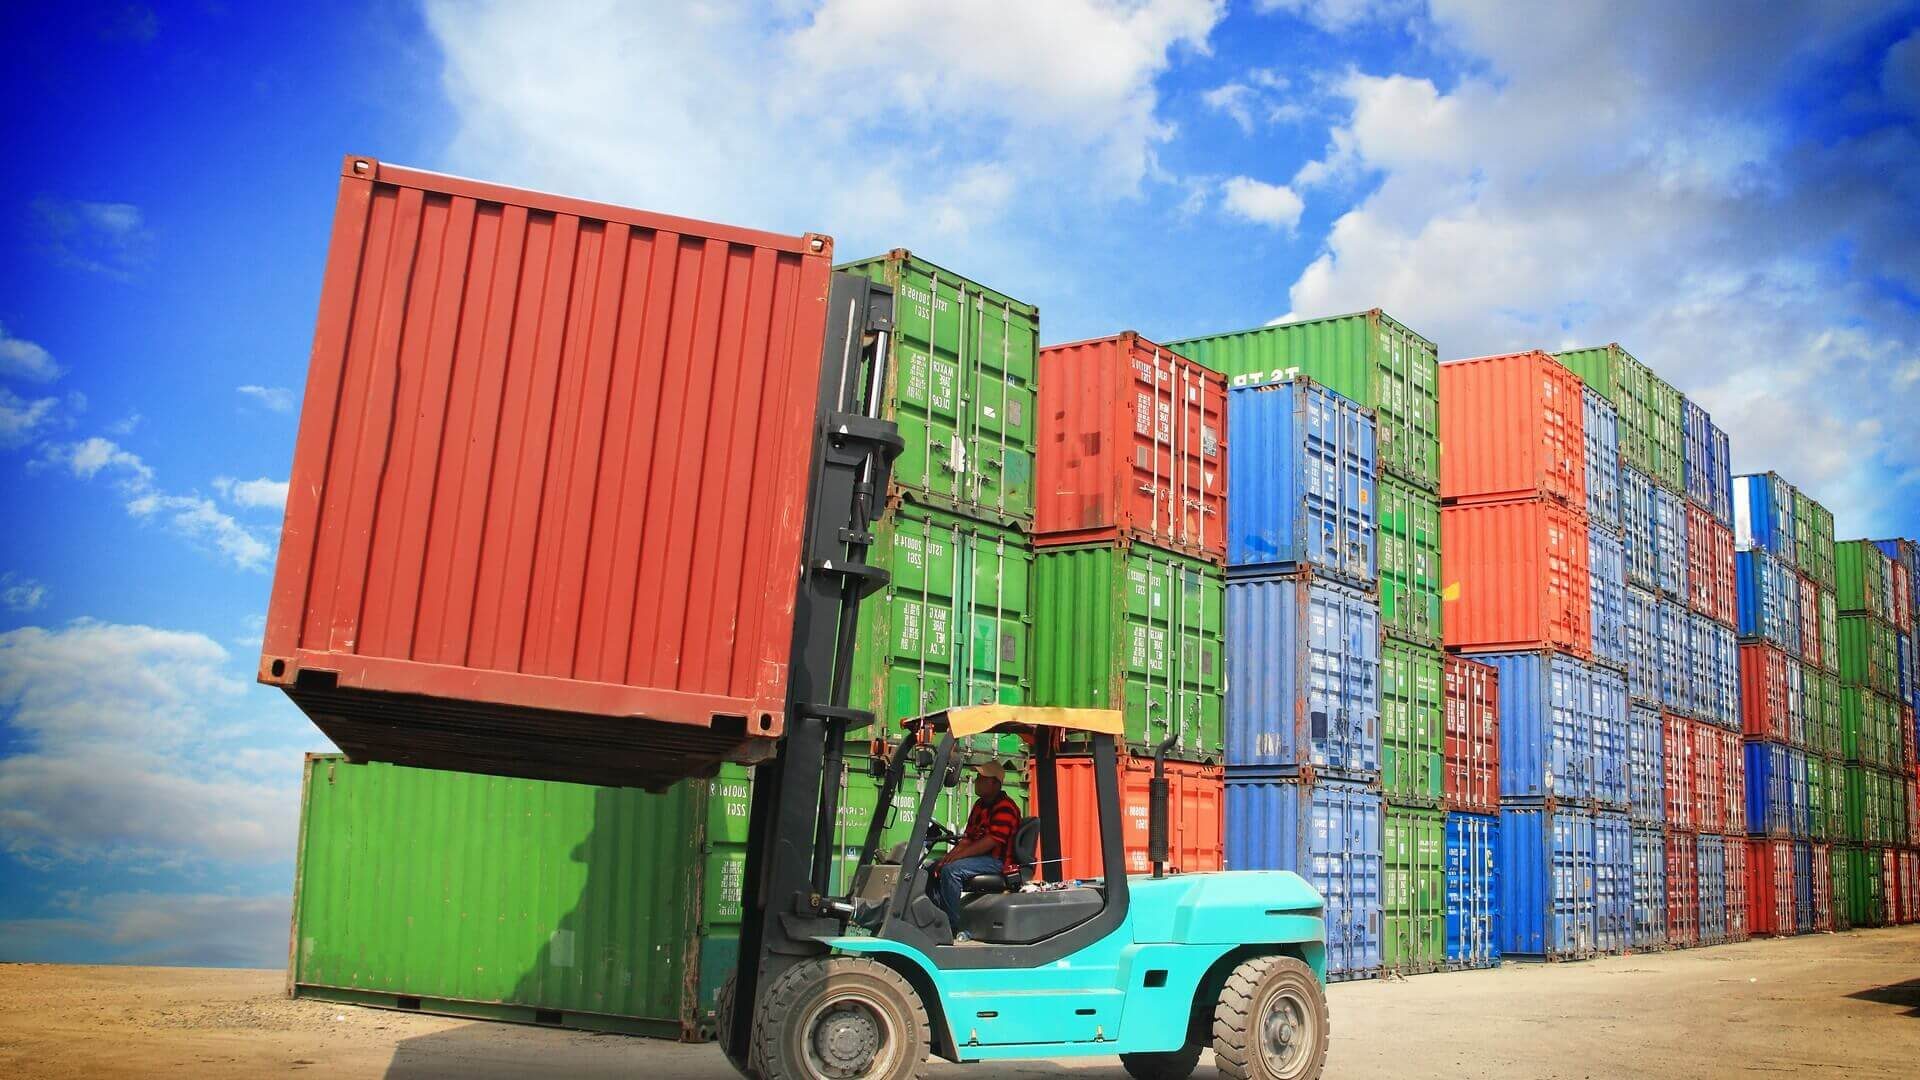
[962,816,1041,893]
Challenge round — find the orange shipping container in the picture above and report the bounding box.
[1442,499,1592,656]
[1037,755,1224,878]
[1034,333,1227,560]
[1708,517,1737,627]
[1439,351,1585,508]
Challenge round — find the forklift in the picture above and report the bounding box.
[720,274,1331,1079]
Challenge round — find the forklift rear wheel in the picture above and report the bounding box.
[1211,955,1328,1080]
[755,956,929,1080]
[1119,1042,1203,1079]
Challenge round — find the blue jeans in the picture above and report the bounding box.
[928,855,1004,933]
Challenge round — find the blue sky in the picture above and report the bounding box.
[2,1,1917,967]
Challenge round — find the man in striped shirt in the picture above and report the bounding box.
[928,759,1022,942]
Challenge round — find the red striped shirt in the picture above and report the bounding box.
[966,791,1023,874]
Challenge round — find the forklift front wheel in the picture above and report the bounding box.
[755,956,930,1080]
[1211,955,1328,1080]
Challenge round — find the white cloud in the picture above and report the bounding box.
[31,198,151,278]
[0,323,63,382]
[1887,29,1920,116]
[1222,175,1305,229]
[1204,68,1305,133]
[1256,0,1415,29]
[0,574,47,613]
[213,476,290,512]
[235,384,294,413]
[0,387,60,449]
[106,412,141,436]
[1275,1,1920,534]
[39,438,276,571]
[0,892,291,968]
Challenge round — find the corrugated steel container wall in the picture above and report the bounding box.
[1842,763,1880,842]
[1691,721,1725,833]
[1625,585,1660,703]
[1838,615,1899,698]
[1796,574,1821,669]
[851,505,1032,738]
[1656,599,1689,715]
[1381,639,1446,804]
[1498,805,1597,960]
[1583,387,1621,532]
[1653,487,1689,602]
[1836,540,1891,619]
[1034,333,1226,559]
[1725,836,1750,942]
[1697,832,1728,945]
[1170,309,1440,491]
[1747,838,1794,936]
[1685,504,1714,618]
[1791,657,1816,749]
[1895,561,1915,633]
[1709,622,1740,729]
[1382,805,1446,974]
[1664,713,1696,830]
[1225,775,1383,978]
[1831,845,1855,930]
[1903,849,1920,924]
[840,250,1038,526]
[1593,810,1634,954]
[1589,525,1628,673]
[1443,655,1500,814]
[1591,665,1631,810]
[1852,846,1886,926]
[1806,755,1829,841]
[1737,549,1797,651]
[1722,728,1747,834]
[1840,688,1894,769]
[1223,575,1380,775]
[1707,518,1737,628]
[1443,499,1592,656]
[1824,752,1849,838]
[1048,756,1222,877]
[1554,344,1650,475]
[1808,668,1839,758]
[1379,475,1444,645]
[1682,398,1712,509]
[1709,423,1733,526]
[1222,377,1374,583]
[1686,614,1714,722]
[1648,376,1685,495]
[1792,490,1816,578]
[1810,843,1834,931]
[1631,824,1668,949]
[1746,740,1789,836]
[290,756,729,1039]
[1665,828,1699,946]
[1741,643,1790,743]
[1620,466,1657,592]
[1788,746,1811,838]
[1033,543,1224,757]
[1463,651,1593,802]
[1793,841,1816,934]
[1780,569,1804,658]
[1628,703,1665,823]
[1818,590,1839,676]
[1444,811,1501,968]
[1438,352,1585,507]
[261,158,844,786]
[1733,473,1796,563]
[1873,538,1920,627]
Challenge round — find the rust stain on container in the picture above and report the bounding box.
[261,157,838,787]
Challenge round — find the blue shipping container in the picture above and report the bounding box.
[1733,472,1796,562]
[1589,524,1627,673]
[1227,379,1377,586]
[1709,424,1732,527]
[1225,775,1382,979]
[1682,398,1712,511]
[1628,703,1664,824]
[1590,665,1630,810]
[1785,658,1807,746]
[1686,614,1711,721]
[1225,575,1381,775]
[1787,747,1808,839]
[1498,804,1597,959]
[1696,833,1727,945]
[1705,621,1738,729]
[1745,740,1789,837]
[1621,466,1656,592]
[1654,487,1688,601]
[1624,584,1659,703]
[1656,599,1689,714]
[1593,811,1633,954]
[1792,841,1814,935]
[1444,812,1500,970]
[1461,651,1596,803]
[1736,548,1797,653]
[1631,824,1667,949]
[1583,386,1620,533]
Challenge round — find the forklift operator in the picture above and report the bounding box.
[928,759,1022,939]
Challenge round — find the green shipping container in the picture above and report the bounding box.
[851,503,1032,752]
[1820,674,1844,756]
[1381,804,1445,974]
[1841,688,1897,769]
[1830,845,1854,930]
[289,755,749,1041]
[1819,590,1839,676]
[1379,475,1443,646]
[1850,845,1886,927]
[1647,376,1684,494]
[1809,504,1837,591]
[1167,309,1439,491]
[1792,490,1816,578]
[1838,615,1898,697]
[1806,756,1828,841]
[1836,540,1891,619]
[1823,756,1848,839]
[1033,542,1225,758]
[1555,344,1652,478]
[1843,765,1898,844]
[838,250,1039,526]
[1381,639,1444,804]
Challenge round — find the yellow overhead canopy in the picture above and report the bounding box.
[921,704,1126,739]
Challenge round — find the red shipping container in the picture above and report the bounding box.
[1746,838,1793,936]
[1442,499,1592,656]
[1796,572,1820,669]
[1041,755,1224,878]
[1910,762,1920,845]
[1893,560,1912,632]
[1442,655,1500,814]
[1740,643,1791,744]
[1663,713,1695,830]
[1666,829,1699,947]
[1439,351,1585,507]
[260,156,845,788]
[1901,849,1920,924]
[1035,333,1227,560]
[1724,837,1749,942]
[1691,721,1723,832]
[1707,519,1736,628]
[1720,728,1746,834]
[1685,503,1714,618]
[1809,844,1833,932]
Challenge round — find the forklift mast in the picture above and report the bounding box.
[726,272,902,1064]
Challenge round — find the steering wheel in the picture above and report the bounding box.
[924,820,959,847]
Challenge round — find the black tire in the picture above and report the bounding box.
[1212,955,1329,1080]
[1120,1042,1203,1079]
[715,973,762,1077]
[754,956,929,1080]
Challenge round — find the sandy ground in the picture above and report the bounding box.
[3,927,1917,1078]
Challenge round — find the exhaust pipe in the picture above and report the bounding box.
[1150,733,1177,879]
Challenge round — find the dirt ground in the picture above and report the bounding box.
[3,927,1917,1078]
